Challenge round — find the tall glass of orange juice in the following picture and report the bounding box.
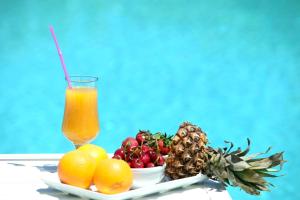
[62,76,99,148]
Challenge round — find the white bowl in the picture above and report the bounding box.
[131,165,166,188]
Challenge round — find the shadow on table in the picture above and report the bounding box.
[35,164,57,173]
[37,188,81,200]
[7,162,25,167]
[7,162,57,173]
[201,179,226,192]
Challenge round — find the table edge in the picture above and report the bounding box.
[0,154,63,161]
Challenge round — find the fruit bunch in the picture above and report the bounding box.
[113,130,173,168]
[58,144,133,194]
[165,122,286,196]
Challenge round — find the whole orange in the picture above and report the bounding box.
[58,150,96,189]
[78,144,108,164]
[93,159,133,194]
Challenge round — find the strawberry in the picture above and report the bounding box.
[156,154,165,166]
[160,147,170,155]
[157,139,164,149]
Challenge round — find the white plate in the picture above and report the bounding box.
[41,172,207,200]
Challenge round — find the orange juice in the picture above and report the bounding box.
[62,87,99,145]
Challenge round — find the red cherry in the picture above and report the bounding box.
[140,153,151,165]
[136,133,145,145]
[124,152,133,162]
[114,148,125,159]
[156,155,165,166]
[146,162,155,168]
[112,155,122,160]
[149,150,158,162]
[131,158,144,168]
[122,137,139,151]
[141,145,151,154]
[127,162,132,167]
[130,146,141,158]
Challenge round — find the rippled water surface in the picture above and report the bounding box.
[0,0,299,199]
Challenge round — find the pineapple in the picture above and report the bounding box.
[166,122,209,179]
[166,122,285,195]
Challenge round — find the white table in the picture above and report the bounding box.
[0,154,232,200]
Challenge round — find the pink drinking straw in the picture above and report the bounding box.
[49,25,72,88]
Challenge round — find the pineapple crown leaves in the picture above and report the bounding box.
[208,139,286,195]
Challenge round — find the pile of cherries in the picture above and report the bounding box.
[113,131,171,168]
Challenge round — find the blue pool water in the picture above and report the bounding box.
[0,0,299,199]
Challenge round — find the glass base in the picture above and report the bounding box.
[74,144,82,149]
